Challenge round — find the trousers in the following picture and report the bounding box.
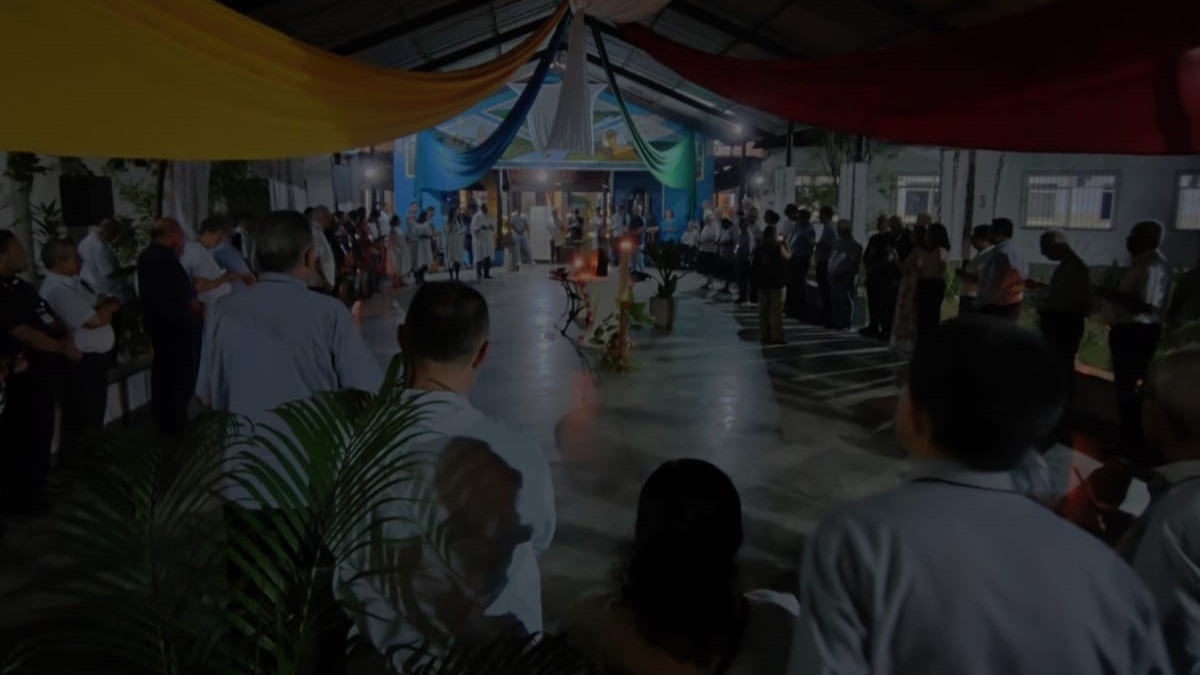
[829,273,857,329]
[150,329,197,437]
[1110,322,1163,448]
[758,288,785,343]
[786,256,811,318]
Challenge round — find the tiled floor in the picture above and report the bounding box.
[359,267,912,627]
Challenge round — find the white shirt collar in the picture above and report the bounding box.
[908,458,1019,493]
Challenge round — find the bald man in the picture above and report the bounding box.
[1097,220,1173,453]
[137,218,203,436]
[1119,347,1200,675]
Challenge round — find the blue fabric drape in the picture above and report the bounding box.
[416,14,569,192]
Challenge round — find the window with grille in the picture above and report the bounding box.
[895,175,940,224]
[1024,173,1116,230]
[1175,173,1200,231]
[794,173,837,210]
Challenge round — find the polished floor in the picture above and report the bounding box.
[359,266,913,626]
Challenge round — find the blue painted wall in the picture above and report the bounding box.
[393,141,447,230]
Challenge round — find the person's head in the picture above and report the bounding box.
[990,217,1014,243]
[887,215,904,234]
[97,218,122,242]
[480,203,488,215]
[797,208,812,224]
[620,459,743,668]
[399,281,490,391]
[836,219,853,238]
[313,205,333,229]
[41,238,80,276]
[150,217,186,255]
[389,214,401,227]
[764,210,780,226]
[818,206,834,224]
[1127,219,1164,256]
[198,215,229,249]
[417,210,428,224]
[720,218,733,230]
[303,207,314,220]
[875,214,888,232]
[1142,347,1200,462]
[926,223,951,250]
[898,316,1064,470]
[915,212,932,228]
[255,210,313,276]
[783,204,798,221]
[970,225,991,251]
[0,230,28,276]
[1039,230,1071,261]
[368,209,381,224]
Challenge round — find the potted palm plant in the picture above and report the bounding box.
[645,240,688,332]
[0,359,590,675]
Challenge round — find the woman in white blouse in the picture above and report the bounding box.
[915,222,951,344]
[568,459,799,675]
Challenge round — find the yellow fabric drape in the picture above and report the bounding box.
[0,0,567,159]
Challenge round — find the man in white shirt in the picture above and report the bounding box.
[338,281,556,666]
[40,238,119,456]
[956,224,992,315]
[180,217,244,310]
[790,316,1171,675]
[1098,219,1174,453]
[1120,347,1200,675]
[973,217,1027,320]
[77,218,131,304]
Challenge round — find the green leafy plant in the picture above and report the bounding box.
[0,358,592,675]
[3,152,46,192]
[209,160,256,212]
[644,241,689,299]
[30,200,63,271]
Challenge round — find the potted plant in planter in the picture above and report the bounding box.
[645,240,688,332]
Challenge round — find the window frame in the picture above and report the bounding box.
[1172,171,1200,231]
[893,173,941,225]
[1021,171,1119,232]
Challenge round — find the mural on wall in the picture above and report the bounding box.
[425,84,694,171]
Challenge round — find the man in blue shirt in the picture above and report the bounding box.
[790,316,1171,675]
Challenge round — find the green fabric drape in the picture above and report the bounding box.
[592,25,696,204]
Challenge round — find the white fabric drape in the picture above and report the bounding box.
[169,161,210,239]
[544,0,670,154]
[526,84,561,154]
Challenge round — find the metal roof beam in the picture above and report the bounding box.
[662,1,807,59]
[856,0,956,32]
[413,16,548,71]
[330,0,502,56]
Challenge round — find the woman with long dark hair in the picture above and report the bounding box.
[568,459,798,675]
[915,222,951,344]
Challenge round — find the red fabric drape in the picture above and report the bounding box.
[621,0,1200,154]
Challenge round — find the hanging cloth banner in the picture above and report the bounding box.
[0,0,568,159]
[544,0,671,155]
[592,26,695,193]
[529,83,608,154]
[415,14,569,192]
[620,0,1200,155]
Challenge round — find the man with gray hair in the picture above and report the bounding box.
[196,210,383,448]
[1119,347,1200,674]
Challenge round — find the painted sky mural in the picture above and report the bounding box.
[427,81,691,170]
